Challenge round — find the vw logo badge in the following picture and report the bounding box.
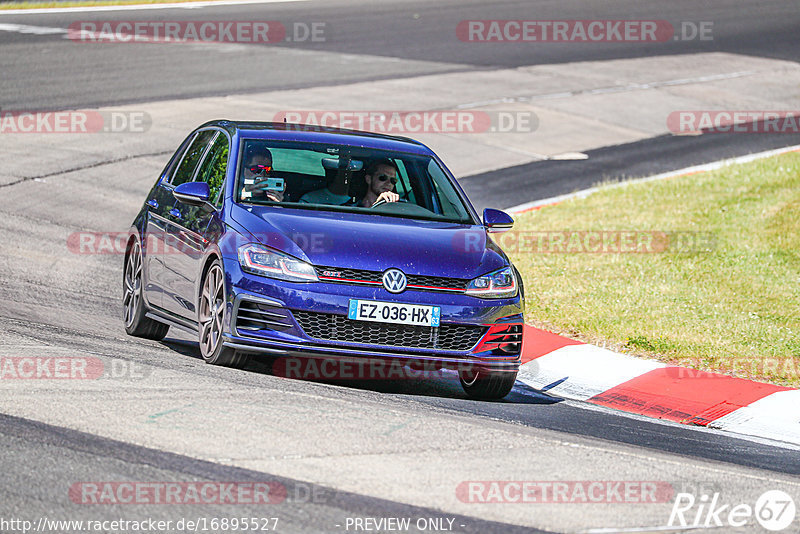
[382,268,407,293]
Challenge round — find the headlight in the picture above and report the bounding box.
[238,244,318,282]
[466,266,517,298]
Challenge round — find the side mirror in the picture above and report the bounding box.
[173,181,212,209]
[483,208,514,233]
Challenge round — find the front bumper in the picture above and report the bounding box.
[222,258,523,373]
[222,332,520,373]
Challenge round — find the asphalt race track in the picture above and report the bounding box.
[1,1,799,532]
[1,0,799,110]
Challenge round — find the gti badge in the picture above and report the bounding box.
[382,269,407,293]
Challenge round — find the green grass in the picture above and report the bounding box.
[509,151,800,386]
[0,0,216,9]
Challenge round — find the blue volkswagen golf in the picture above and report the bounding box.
[124,120,524,399]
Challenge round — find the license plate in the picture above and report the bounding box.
[348,300,441,327]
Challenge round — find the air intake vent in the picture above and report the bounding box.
[473,323,523,354]
[235,300,293,334]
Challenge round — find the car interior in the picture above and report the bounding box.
[235,141,473,223]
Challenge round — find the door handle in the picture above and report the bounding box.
[147,199,158,209]
[169,208,182,219]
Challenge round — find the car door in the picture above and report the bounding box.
[164,130,230,320]
[142,132,196,310]
[149,129,216,318]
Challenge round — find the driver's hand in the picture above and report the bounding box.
[265,190,284,202]
[244,181,284,202]
[376,191,399,204]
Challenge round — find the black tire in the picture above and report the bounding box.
[459,367,517,400]
[123,239,169,341]
[198,259,250,368]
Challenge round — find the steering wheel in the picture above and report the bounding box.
[370,198,407,209]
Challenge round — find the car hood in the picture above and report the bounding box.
[230,205,508,279]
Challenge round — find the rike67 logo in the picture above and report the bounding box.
[669,490,796,531]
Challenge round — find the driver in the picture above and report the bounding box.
[358,158,400,208]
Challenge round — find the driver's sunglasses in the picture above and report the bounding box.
[376,174,398,185]
[249,164,272,173]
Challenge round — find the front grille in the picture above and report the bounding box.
[316,267,382,283]
[406,274,467,290]
[315,266,468,292]
[292,311,486,352]
[235,300,294,333]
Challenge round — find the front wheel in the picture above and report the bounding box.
[198,260,250,368]
[123,239,169,340]
[459,367,517,400]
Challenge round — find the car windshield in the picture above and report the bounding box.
[235,139,475,224]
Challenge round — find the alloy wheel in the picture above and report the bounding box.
[199,264,225,357]
[123,241,142,327]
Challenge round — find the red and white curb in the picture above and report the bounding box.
[519,326,800,446]
[509,145,800,445]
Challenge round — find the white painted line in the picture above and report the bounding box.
[517,344,666,400]
[548,152,588,161]
[708,390,800,446]
[0,0,307,16]
[0,22,66,34]
[508,143,800,214]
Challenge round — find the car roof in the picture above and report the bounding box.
[201,120,434,156]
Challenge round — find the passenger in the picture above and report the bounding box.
[297,173,353,205]
[241,146,284,202]
[298,159,353,205]
[298,157,401,207]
